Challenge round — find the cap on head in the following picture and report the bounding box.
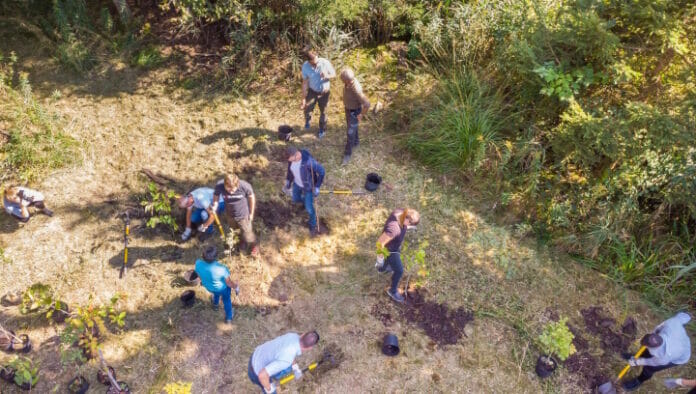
[202,245,218,262]
[340,68,355,82]
[641,333,663,348]
[286,146,300,160]
[178,194,192,208]
[300,330,320,348]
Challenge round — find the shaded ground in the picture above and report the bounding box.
[0,30,693,393]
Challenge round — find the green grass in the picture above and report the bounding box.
[131,46,163,69]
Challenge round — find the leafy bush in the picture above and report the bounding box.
[538,318,576,361]
[141,182,179,234]
[8,356,39,388]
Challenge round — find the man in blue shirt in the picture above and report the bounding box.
[623,312,692,391]
[248,331,319,393]
[178,187,225,241]
[282,146,325,237]
[300,46,336,139]
[194,246,239,323]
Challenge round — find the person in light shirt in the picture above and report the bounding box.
[300,46,336,139]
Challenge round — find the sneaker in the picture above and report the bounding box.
[622,379,642,391]
[211,296,219,311]
[250,246,259,257]
[317,129,325,139]
[377,265,393,274]
[304,120,310,130]
[342,155,351,166]
[310,227,320,238]
[386,289,404,303]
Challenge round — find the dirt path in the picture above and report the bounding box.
[0,49,693,393]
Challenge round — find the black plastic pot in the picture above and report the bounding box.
[180,290,195,308]
[278,125,293,142]
[535,355,557,378]
[17,381,35,390]
[12,334,32,353]
[51,302,71,323]
[106,381,131,394]
[68,376,90,394]
[97,366,116,385]
[365,173,382,192]
[0,366,15,382]
[382,333,400,356]
[183,270,200,286]
[0,291,22,306]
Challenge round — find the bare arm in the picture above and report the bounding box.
[249,194,256,220]
[301,79,309,109]
[185,207,193,228]
[682,379,696,387]
[257,369,273,392]
[377,232,394,249]
[224,276,238,289]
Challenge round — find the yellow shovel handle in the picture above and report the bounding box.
[213,212,225,239]
[277,362,318,385]
[618,345,646,380]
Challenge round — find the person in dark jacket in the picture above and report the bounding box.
[282,146,325,237]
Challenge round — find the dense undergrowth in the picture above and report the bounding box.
[1,0,694,308]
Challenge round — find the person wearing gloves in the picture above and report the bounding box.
[178,187,224,242]
[622,312,692,391]
[3,186,53,222]
[300,46,336,139]
[194,246,239,324]
[663,378,696,393]
[375,208,420,303]
[340,67,370,165]
[212,173,258,256]
[248,331,320,393]
[283,146,325,237]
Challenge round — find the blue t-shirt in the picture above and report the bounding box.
[301,58,335,93]
[194,259,230,293]
[190,187,215,210]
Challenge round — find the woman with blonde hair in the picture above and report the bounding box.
[375,208,420,303]
[3,185,53,222]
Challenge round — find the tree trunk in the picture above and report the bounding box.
[112,0,131,25]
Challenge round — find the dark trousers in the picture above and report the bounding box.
[344,107,361,155]
[304,89,329,131]
[387,253,404,293]
[636,349,677,383]
[230,216,256,247]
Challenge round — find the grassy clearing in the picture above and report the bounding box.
[0,42,692,393]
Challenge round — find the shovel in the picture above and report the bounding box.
[276,348,337,386]
[319,189,368,196]
[597,345,647,394]
[119,212,130,279]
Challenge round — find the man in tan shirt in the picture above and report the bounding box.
[340,68,370,165]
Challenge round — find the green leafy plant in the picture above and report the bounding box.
[8,356,39,388]
[20,283,54,314]
[401,240,429,291]
[538,317,576,361]
[60,294,126,363]
[164,381,193,394]
[141,182,179,234]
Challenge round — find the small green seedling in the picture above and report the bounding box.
[538,317,576,361]
[402,240,429,292]
[9,356,39,388]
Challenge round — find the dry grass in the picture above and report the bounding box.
[0,38,693,393]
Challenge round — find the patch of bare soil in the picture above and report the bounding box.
[581,306,635,354]
[370,303,396,327]
[568,324,589,351]
[256,200,293,229]
[401,289,474,346]
[564,352,608,390]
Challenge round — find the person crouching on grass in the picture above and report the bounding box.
[178,186,224,242]
[194,246,240,324]
[248,331,319,394]
[375,208,420,303]
[3,185,53,222]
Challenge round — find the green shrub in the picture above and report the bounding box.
[141,182,179,234]
[538,317,576,361]
[131,46,163,69]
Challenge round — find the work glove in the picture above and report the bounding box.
[313,187,320,197]
[282,184,291,196]
[292,363,303,380]
[375,255,385,270]
[663,378,684,389]
[264,383,276,394]
[181,227,192,241]
[198,224,209,233]
[234,284,240,296]
[628,358,639,367]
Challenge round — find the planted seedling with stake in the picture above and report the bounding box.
[536,317,576,378]
[401,240,429,296]
[8,356,39,390]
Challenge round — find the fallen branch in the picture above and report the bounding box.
[140,168,175,186]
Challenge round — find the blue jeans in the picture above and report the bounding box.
[387,253,404,293]
[292,183,317,230]
[210,285,234,320]
[191,200,225,233]
[344,107,361,155]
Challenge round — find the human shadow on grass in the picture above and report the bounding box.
[0,214,22,234]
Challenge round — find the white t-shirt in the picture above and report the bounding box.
[290,161,303,188]
[251,333,302,376]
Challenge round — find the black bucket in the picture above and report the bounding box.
[365,173,382,192]
[382,333,400,356]
[278,125,293,142]
[68,376,89,394]
[183,270,200,286]
[534,355,557,378]
[180,290,195,308]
